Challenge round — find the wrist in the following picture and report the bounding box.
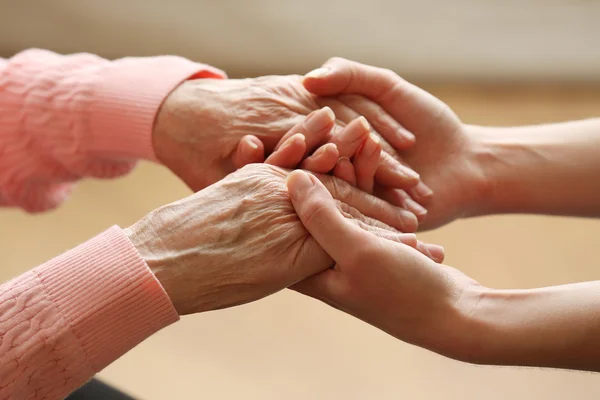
[87,57,221,162]
[426,283,495,363]
[123,222,185,314]
[447,285,577,368]
[451,124,497,219]
[124,189,234,316]
[152,78,228,172]
[463,124,528,217]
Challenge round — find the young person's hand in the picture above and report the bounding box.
[303,58,489,229]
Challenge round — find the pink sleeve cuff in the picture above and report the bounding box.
[35,226,179,372]
[87,56,226,161]
[0,50,226,213]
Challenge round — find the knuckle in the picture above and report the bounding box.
[300,199,331,228]
[329,177,352,202]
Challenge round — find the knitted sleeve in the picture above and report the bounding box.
[0,49,225,212]
[0,226,179,400]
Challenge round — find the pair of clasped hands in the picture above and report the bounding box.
[128,57,483,363]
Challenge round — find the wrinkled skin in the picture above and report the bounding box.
[153,76,421,194]
[126,164,421,315]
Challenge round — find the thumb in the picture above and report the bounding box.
[286,170,366,264]
[303,57,398,100]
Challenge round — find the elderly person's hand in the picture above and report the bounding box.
[302,58,487,230]
[151,74,425,207]
[125,163,434,315]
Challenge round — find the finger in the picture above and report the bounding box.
[407,181,435,205]
[332,157,357,187]
[338,94,415,150]
[265,134,307,168]
[426,243,445,263]
[336,206,432,260]
[232,135,265,169]
[300,143,340,174]
[330,116,370,159]
[375,151,420,189]
[375,186,428,222]
[304,57,413,112]
[416,242,445,263]
[319,97,423,192]
[364,227,444,263]
[317,97,399,159]
[274,107,335,153]
[304,57,400,99]
[286,170,369,263]
[353,133,381,194]
[355,222,417,247]
[315,173,418,233]
[336,200,399,232]
[304,57,443,134]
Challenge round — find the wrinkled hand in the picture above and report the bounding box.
[286,170,481,360]
[303,58,490,230]
[125,163,429,316]
[152,75,422,195]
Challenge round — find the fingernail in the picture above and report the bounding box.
[292,133,306,145]
[405,198,427,220]
[323,106,335,121]
[398,129,415,144]
[398,165,420,181]
[305,67,331,79]
[400,233,418,247]
[399,209,418,232]
[426,244,445,263]
[305,107,335,133]
[313,143,337,157]
[414,181,433,198]
[336,156,351,166]
[286,170,315,199]
[246,137,259,150]
[282,133,305,150]
[358,116,370,131]
[360,133,381,158]
[370,132,380,145]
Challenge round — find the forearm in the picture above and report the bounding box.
[0,227,178,399]
[471,118,600,217]
[460,282,600,371]
[0,49,224,212]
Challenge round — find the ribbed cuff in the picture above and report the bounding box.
[34,226,179,372]
[87,56,226,161]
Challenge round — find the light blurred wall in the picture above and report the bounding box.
[0,0,599,81]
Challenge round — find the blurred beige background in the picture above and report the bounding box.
[1,1,600,399]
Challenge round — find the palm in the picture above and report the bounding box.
[369,84,483,231]
[400,107,479,230]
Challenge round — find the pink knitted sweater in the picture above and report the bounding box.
[0,49,225,399]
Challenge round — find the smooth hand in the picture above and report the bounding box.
[287,169,482,360]
[303,58,491,230]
